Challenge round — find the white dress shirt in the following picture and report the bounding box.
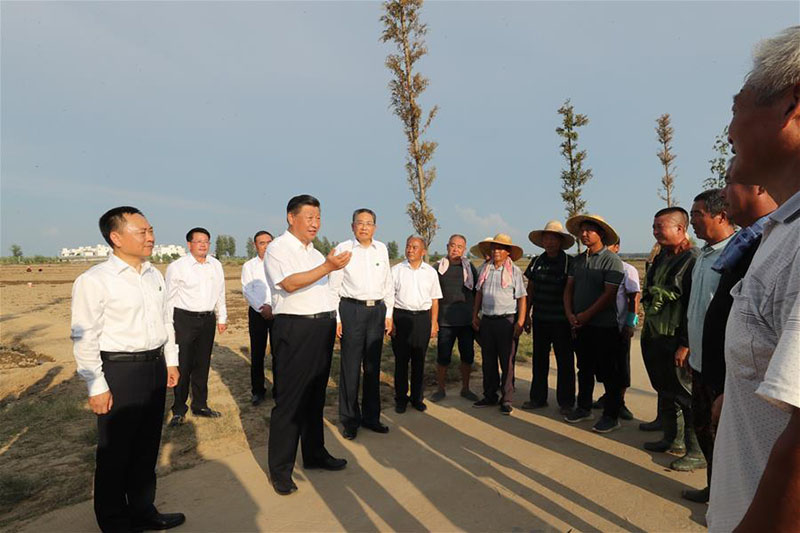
[241,255,272,312]
[265,230,337,315]
[70,254,179,397]
[165,253,227,324]
[391,260,443,311]
[328,238,395,320]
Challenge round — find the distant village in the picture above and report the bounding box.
[59,244,187,260]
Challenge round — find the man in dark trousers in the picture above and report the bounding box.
[329,208,394,440]
[241,230,274,405]
[71,206,185,532]
[264,194,351,495]
[431,234,479,403]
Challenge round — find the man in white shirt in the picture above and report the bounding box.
[329,209,394,440]
[241,230,274,406]
[390,235,442,413]
[71,206,184,532]
[264,194,351,496]
[707,26,800,532]
[166,227,227,426]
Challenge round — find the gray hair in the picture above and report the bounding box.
[448,234,467,245]
[352,208,376,224]
[745,26,800,104]
[405,234,426,248]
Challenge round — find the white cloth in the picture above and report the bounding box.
[391,260,442,311]
[328,239,394,320]
[615,261,641,330]
[708,190,800,532]
[241,255,272,312]
[70,254,179,397]
[165,254,227,324]
[477,262,525,316]
[265,230,337,315]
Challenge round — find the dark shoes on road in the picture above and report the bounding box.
[131,511,186,531]
[304,455,347,471]
[191,407,222,418]
[681,486,710,503]
[272,478,298,496]
[167,415,184,428]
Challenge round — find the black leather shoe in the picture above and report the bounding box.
[362,422,389,434]
[251,393,265,406]
[395,403,407,414]
[342,426,358,440]
[304,455,347,471]
[272,478,298,496]
[411,400,427,412]
[191,408,222,418]
[131,511,186,531]
[167,415,184,428]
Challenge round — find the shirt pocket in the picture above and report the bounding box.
[727,281,773,381]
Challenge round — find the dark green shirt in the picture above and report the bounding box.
[523,251,570,323]
[569,247,625,328]
[438,262,478,327]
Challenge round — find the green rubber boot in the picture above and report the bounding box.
[670,425,708,472]
[644,407,686,455]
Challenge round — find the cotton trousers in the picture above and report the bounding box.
[248,307,274,397]
[338,299,386,429]
[95,353,166,532]
[392,309,432,405]
[574,325,624,419]
[530,319,575,408]
[480,315,517,404]
[692,370,718,487]
[172,308,216,416]
[268,314,336,484]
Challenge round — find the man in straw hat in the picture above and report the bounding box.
[521,221,575,414]
[563,214,626,433]
[471,234,527,415]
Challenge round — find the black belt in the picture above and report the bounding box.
[483,314,515,319]
[341,297,383,307]
[281,311,336,320]
[175,308,215,318]
[100,347,163,362]
[394,308,430,316]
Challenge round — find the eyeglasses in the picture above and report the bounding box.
[191,240,210,245]
[354,221,375,227]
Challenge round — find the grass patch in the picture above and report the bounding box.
[0,474,39,510]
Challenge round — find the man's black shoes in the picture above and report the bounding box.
[272,479,298,496]
[411,400,427,412]
[131,511,186,531]
[342,426,358,440]
[191,407,222,418]
[304,455,347,471]
[251,393,265,406]
[362,421,390,434]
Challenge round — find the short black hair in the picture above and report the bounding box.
[286,194,320,215]
[186,227,211,242]
[99,206,143,247]
[694,189,727,218]
[253,230,273,242]
[654,206,689,227]
[352,208,376,224]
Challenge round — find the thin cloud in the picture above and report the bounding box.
[454,205,516,235]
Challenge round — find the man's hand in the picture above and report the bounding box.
[384,318,393,336]
[89,390,113,415]
[217,323,227,334]
[431,321,439,338]
[523,317,532,334]
[167,366,180,388]
[259,304,273,320]
[623,325,635,339]
[575,311,590,327]
[472,316,481,332]
[390,322,396,337]
[566,312,580,329]
[674,346,689,368]
[711,394,724,426]
[336,322,343,339]
[513,322,524,338]
[325,249,351,273]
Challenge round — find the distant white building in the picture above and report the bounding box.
[152,244,186,257]
[60,244,186,259]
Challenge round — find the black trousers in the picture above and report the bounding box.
[692,370,718,487]
[574,325,624,419]
[338,299,386,428]
[530,319,575,408]
[248,307,274,397]
[268,314,336,483]
[641,333,693,416]
[392,309,432,405]
[437,325,475,366]
[95,355,166,532]
[479,315,517,404]
[172,309,216,416]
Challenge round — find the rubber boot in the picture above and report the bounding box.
[670,424,708,471]
[644,406,686,455]
[638,412,662,431]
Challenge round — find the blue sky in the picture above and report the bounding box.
[2,1,797,256]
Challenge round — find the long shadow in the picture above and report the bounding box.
[0,364,62,407]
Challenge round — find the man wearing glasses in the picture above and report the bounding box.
[166,227,227,426]
[329,209,394,440]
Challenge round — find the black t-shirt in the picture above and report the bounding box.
[437,262,477,327]
[523,251,570,323]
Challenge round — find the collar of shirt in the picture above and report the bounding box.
[108,253,153,276]
[701,232,736,256]
[712,215,770,273]
[346,238,378,250]
[400,259,425,270]
[284,230,316,252]
[769,188,800,224]
[187,254,214,266]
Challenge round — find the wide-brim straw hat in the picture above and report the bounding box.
[565,214,619,246]
[477,233,524,262]
[528,220,575,250]
[470,237,493,259]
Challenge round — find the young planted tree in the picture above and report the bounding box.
[656,113,678,206]
[10,244,23,260]
[381,0,439,248]
[557,99,593,222]
[386,240,399,260]
[704,125,730,190]
[245,239,256,259]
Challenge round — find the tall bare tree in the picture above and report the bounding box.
[704,125,730,190]
[656,113,678,206]
[557,99,593,227]
[381,0,439,247]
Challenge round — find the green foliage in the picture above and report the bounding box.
[245,239,256,259]
[387,240,400,260]
[656,113,678,206]
[704,125,730,190]
[381,0,439,248]
[312,236,338,256]
[556,99,593,222]
[10,244,22,258]
[429,251,443,262]
[0,256,61,265]
[215,235,236,258]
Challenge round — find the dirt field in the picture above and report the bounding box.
[0,261,706,532]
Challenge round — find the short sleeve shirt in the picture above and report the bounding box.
[524,252,570,323]
[707,190,800,532]
[392,261,443,311]
[569,247,625,328]
[616,261,641,330]
[479,263,526,316]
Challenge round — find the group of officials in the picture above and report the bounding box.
[70,26,798,533]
